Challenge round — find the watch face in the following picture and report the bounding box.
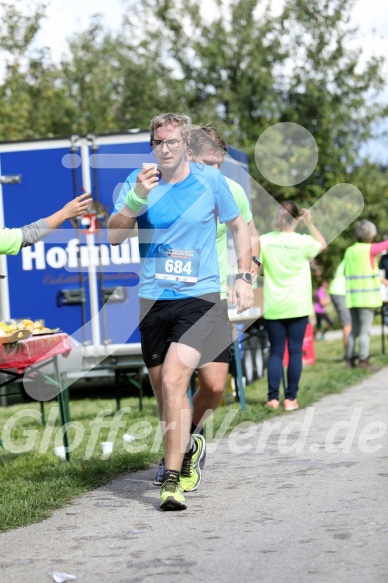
[236,272,252,283]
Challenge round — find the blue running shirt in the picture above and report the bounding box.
[112,162,240,299]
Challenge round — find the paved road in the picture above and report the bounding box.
[0,369,387,583]
[321,324,383,342]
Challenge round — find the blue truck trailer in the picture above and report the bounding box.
[0,132,251,386]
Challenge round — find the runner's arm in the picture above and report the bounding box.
[21,193,92,247]
[107,207,138,246]
[248,218,260,281]
[226,214,254,313]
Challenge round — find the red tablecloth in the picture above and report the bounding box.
[0,333,72,373]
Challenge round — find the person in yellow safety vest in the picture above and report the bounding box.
[343,220,388,369]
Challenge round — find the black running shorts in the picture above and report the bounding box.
[139,293,231,368]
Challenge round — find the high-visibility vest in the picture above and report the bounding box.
[344,243,382,308]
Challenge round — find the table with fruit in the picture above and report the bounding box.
[0,319,60,342]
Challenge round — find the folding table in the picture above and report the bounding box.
[0,333,73,460]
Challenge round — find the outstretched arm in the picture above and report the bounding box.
[299,208,327,251]
[44,192,92,229]
[20,192,92,248]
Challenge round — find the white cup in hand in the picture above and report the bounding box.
[142,162,161,179]
[142,162,158,171]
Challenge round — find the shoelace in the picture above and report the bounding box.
[163,478,180,492]
[180,454,193,478]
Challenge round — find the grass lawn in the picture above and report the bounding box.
[0,335,386,532]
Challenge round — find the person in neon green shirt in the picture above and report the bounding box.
[260,201,326,411]
[0,193,92,258]
[185,126,259,414]
[187,127,260,298]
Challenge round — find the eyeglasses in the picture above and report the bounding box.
[151,139,183,150]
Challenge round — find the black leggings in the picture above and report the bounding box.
[315,312,333,332]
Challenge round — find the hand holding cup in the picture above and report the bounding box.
[134,163,162,199]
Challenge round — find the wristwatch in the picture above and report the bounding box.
[252,256,261,268]
[235,272,253,284]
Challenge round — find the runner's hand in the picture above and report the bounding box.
[135,167,161,199]
[232,280,254,314]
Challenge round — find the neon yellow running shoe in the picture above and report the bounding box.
[179,434,206,492]
[160,477,187,511]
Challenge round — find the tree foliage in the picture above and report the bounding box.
[0,0,387,275]
[59,16,185,134]
[0,0,55,139]
[132,0,288,138]
[279,0,387,191]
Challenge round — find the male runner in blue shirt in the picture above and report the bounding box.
[108,113,253,510]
